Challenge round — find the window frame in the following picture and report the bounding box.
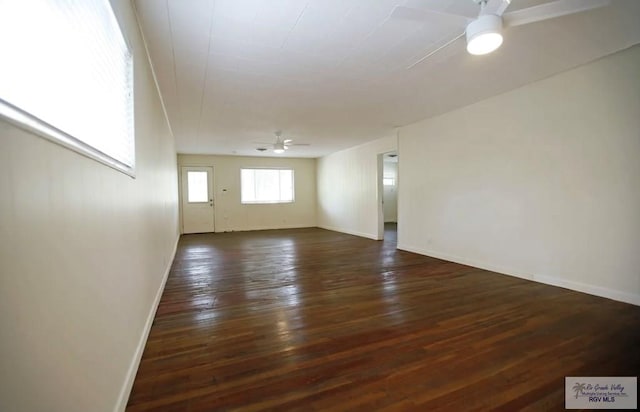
[0,0,135,177]
[240,167,295,205]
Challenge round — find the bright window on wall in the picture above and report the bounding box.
[187,171,208,202]
[241,168,294,204]
[0,0,135,176]
[383,177,395,186]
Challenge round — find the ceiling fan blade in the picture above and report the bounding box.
[407,31,465,70]
[390,6,471,26]
[503,0,611,28]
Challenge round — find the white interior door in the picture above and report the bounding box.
[181,166,215,234]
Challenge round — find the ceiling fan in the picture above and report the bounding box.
[254,131,309,154]
[393,0,612,67]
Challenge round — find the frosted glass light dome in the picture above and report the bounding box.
[466,14,503,55]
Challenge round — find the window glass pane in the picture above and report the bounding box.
[241,169,255,202]
[280,170,293,201]
[383,178,395,186]
[187,171,208,202]
[241,168,294,204]
[255,169,279,202]
[0,0,134,174]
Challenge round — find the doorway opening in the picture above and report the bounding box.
[377,151,398,244]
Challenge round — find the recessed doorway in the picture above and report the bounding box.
[377,151,398,243]
[180,166,215,234]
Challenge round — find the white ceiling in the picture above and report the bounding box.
[133,0,640,158]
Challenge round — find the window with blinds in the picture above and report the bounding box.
[241,169,295,204]
[0,0,135,176]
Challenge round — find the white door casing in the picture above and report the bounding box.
[181,166,215,233]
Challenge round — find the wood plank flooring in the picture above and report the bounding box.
[127,225,639,411]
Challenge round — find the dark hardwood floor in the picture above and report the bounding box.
[127,225,639,411]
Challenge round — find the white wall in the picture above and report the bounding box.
[317,136,397,239]
[399,45,640,305]
[383,161,398,222]
[178,154,316,232]
[0,0,180,411]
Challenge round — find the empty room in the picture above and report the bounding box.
[1,0,639,411]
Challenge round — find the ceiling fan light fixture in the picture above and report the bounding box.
[273,142,285,154]
[466,14,503,55]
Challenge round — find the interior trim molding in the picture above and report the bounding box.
[532,274,640,307]
[114,234,180,412]
[215,223,315,233]
[397,243,640,307]
[318,225,379,240]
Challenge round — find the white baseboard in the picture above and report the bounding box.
[318,224,379,240]
[397,243,533,280]
[114,234,180,412]
[397,243,640,307]
[533,274,640,306]
[214,223,315,233]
